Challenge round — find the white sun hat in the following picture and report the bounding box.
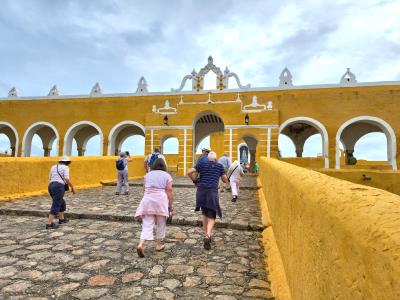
[59,156,71,162]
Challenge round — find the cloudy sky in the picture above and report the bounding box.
[0,0,398,159]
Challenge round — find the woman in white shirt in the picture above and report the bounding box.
[46,156,75,229]
[227,160,244,202]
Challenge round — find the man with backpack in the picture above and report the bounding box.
[144,147,166,173]
[116,151,132,195]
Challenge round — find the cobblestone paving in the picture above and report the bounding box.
[0,176,274,299]
[0,177,263,231]
[0,216,273,299]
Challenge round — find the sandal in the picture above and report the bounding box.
[136,246,145,258]
[155,244,165,252]
[203,235,211,250]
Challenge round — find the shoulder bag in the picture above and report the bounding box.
[57,164,70,191]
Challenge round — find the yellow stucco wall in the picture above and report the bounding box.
[279,157,324,168]
[0,156,145,201]
[1,83,400,172]
[259,157,400,299]
[318,168,400,196]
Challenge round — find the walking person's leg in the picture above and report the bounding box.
[47,183,64,229]
[155,215,166,251]
[116,171,123,195]
[137,215,155,257]
[230,180,238,202]
[123,170,129,195]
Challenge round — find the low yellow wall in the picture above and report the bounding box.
[318,169,400,196]
[279,157,324,169]
[259,157,400,299]
[0,156,145,201]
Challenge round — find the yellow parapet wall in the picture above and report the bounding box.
[318,169,400,196]
[0,156,145,201]
[259,157,400,299]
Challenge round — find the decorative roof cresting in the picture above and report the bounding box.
[8,87,18,97]
[136,77,148,94]
[279,68,293,87]
[48,85,59,97]
[90,82,102,96]
[172,56,251,92]
[340,68,357,84]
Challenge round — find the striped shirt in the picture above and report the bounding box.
[195,160,225,188]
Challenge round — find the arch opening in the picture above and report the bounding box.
[238,135,258,171]
[336,117,396,170]
[22,122,59,157]
[161,136,179,155]
[64,121,103,156]
[0,122,18,156]
[108,121,145,156]
[279,117,329,168]
[193,111,224,164]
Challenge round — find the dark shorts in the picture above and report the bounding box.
[201,207,217,219]
[48,182,66,215]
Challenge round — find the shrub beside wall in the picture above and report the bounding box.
[0,156,145,201]
[259,157,400,300]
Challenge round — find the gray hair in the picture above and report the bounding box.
[208,151,217,161]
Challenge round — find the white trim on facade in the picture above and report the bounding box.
[63,121,103,156]
[335,116,397,170]
[0,121,19,156]
[267,128,271,158]
[1,81,399,101]
[183,129,187,172]
[229,128,233,160]
[279,117,330,168]
[22,121,60,157]
[107,120,145,155]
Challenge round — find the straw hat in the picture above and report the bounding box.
[59,156,71,162]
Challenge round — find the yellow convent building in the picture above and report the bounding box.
[1,56,399,175]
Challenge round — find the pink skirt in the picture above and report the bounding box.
[135,188,169,218]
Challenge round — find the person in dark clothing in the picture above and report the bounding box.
[187,151,227,250]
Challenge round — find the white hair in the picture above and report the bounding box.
[208,151,217,161]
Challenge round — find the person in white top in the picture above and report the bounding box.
[46,156,75,229]
[226,160,244,202]
[116,151,132,195]
[143,147,167,173]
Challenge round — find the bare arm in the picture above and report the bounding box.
[166,181,174,209]
[187,167,199,182]
[127,156,132,162]
[221,174,228,183]
[65,178,76,194]
[143,158,148,173]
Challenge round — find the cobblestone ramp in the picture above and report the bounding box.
[0,177,263,231]
[0,176,274,299]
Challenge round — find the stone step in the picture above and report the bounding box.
[0,208,265,232]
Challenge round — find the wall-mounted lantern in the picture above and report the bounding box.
[244,114,249,125]
[163,115,169,126]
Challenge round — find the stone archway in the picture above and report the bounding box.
[279,117,329,168]
[335,116,397,170]
[193,111,224,164]
[0,121,18,156]
[108,121,145,156]
[22,122,59,157]
[64,121,103,156]
[240,135,258,170]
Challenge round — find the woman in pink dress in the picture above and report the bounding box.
[135,158,174,257]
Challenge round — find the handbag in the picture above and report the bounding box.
[227,164,239,182]
[57,164,69,191]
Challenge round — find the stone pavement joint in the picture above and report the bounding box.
[0,175,274,299]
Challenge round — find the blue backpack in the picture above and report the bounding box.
[148,153,159,168]
[116,158,126,170]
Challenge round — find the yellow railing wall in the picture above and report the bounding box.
[259,157,400,299]
[0,156,145,201]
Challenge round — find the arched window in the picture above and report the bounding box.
[196,136,210,154]
[162,137,179,154]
